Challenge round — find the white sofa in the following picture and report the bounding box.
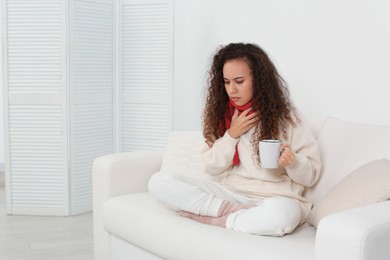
[93,117,390,260]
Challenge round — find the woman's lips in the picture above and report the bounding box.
[230,97,240,102]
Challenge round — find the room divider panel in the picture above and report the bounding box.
[2,0,173,216]
[118,0,174,152]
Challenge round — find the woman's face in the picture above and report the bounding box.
[223,59,254,106]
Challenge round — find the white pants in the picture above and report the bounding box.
[148,171,301,236]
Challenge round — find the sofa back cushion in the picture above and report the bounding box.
[304,117,390,203]
[160,131,228,184]
[160,131,213,177]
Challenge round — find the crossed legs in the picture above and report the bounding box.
[148,171,301,236]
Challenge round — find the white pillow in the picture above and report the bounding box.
[308,159,390,227]
[160,131,206,177]
[304,117,390,203]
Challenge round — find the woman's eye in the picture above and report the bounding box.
[236,81,244,84]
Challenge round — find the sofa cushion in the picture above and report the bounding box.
[160,131,203,176]
[160,131,224,182]
[304,117,390,203]
[308,159,390,227]
[102,192,317,260]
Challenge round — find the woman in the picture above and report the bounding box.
[148,43,321,236]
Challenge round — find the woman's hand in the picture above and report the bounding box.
[227,108,258,139]
[279,143,296,167]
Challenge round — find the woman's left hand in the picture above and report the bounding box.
[279,143,295,167]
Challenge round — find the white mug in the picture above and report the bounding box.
[259,140,282,169]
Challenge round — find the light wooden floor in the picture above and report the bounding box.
[0,187,94,260]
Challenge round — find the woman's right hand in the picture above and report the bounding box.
[227,108,258,139]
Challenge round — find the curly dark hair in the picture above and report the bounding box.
[202,42,299,159]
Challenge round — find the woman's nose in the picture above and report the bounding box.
[226,83,237,94]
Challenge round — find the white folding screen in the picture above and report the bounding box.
[118,0,174,152]
[3,0,69,215]
[69,0,115,215]
[3,0,173,216]
[3,0,116,216]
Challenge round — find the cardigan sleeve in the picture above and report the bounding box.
[285,117,321,187]
[199,131,239,176]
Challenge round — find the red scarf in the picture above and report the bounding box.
[219,99,254,166]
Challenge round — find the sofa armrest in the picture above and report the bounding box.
[315,200,390,260]
[93,150,163,260]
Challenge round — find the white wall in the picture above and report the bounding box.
[2,1,390,138]
[173,0,390,130]
[173,0,217,131]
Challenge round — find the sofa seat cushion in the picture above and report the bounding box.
[102,193,316,260]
